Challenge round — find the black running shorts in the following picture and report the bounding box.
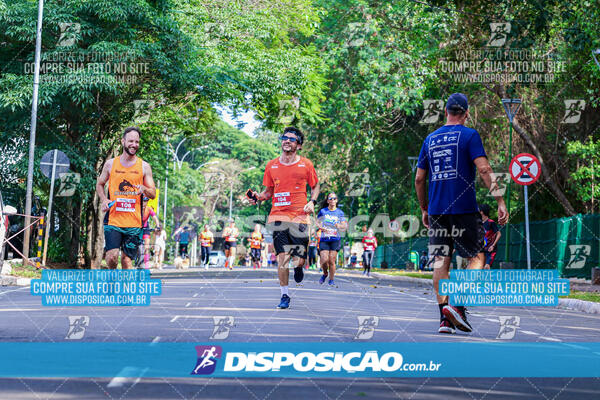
[250,248,261,261]
[269,221,308,259]
[428,213,485,259]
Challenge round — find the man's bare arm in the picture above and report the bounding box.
[492,230,501,246]
[96,159,113,211]
[141,161,157,199]
[414,167,429,228]
[257,186,274,202]
[310,182,320,202]
[474,156,508,225]
[303,182,320,214]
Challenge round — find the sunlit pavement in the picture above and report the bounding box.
[1,267,599,399]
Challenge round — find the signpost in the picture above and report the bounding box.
[40,150,70,266]
[501,98,522,264]
[509,153,541,270]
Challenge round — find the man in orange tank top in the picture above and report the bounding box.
[248,127,320,309]
[96,127,156,269]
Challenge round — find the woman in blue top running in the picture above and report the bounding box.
[316,192,347,286]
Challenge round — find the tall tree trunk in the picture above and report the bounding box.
[84,157,107,269]
[84,194,104,268]
[69,198,81,267]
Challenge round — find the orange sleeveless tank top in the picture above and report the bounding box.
[107,156,144,228]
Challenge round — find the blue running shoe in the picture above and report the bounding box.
[319,274,327,284]
[278,294,290,309]
[293,266,304,283]
[328,279,335,286]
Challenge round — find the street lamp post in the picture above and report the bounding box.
[163,134,169,224]
[23,0,46,261]
[501,98,522,265]
[229,180,234,220]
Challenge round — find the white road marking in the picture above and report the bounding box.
[185,302,191,307]
[170,316,179,323]
[0,287,30,297]
[151,336,160,343]
[539,336,562,342]
[193,293,198,298]
[390,290,436,303]
[107,366,148,388]
[485,318,498,323]
[520,330,538,335]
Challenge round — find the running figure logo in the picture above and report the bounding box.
[427,244,450,268]
[486,22,511,47]
[496,316,520,340]
[345,22,367,47]
[419,100,444,124]
[57,173,81,197]
[566,245,591,269]
[191,345,222,375]
[65,316,89,340]
[347,173,370,197]
[355,316,379,340]
[487,173,510,197]
[561,100,586,124]
[277,97,300,125]
[57,22,80,47]
[133,99,155,124]
[210,316,235,340]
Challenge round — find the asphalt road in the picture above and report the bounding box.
[1,266,599,399]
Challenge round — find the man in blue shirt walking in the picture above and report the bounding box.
[415,93,508,334]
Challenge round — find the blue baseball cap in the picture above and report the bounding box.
[446,93,469,112]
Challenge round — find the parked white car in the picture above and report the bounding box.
[208,250,226,267]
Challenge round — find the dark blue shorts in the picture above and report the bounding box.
[319,240,341,252]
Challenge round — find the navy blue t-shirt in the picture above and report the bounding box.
[417,125,486,215]
[317,207,346,241]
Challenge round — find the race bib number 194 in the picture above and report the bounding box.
[274,192,291,207]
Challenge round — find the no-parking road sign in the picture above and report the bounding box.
[510,153,541,185]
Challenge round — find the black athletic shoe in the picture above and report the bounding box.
[443,305,472,332]
[293,266,304,283]
[438,319,456,334]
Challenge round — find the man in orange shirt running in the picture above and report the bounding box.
[248,224,264,269]
[248,126,320,309]
[96,127,156,269]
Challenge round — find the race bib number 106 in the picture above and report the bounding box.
[115,198,136,212]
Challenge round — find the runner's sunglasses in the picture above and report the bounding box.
[279,135,298,142]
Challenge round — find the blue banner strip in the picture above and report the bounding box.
[1,342,600,378]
